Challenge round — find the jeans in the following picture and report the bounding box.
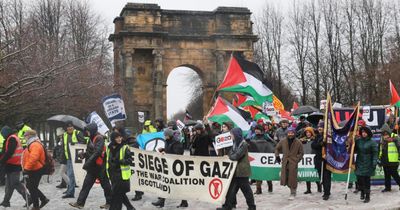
[3,171,28,203]
[76,169,112,206]
[59,164,69,185]
[383,165,400,190]
[26,171,47,208]
[65,160,76,196]
[225,177,255,209]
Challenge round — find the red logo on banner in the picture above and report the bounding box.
[209,178,223,200]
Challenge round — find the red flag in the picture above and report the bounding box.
[390,80,400,107]
[292,102,299,111]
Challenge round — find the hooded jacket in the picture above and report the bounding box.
[229,128,251,177]
[83,123,105,171]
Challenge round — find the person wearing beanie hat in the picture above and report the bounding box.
[300,127,321,195]
[0,126,30,207]
[217,128,256,210]
[153,129,187,208]
[312,121,331,200]
[250,124,276,194]
[275,125,304,200]
[106,131,135,210]
[355,126,378,203]
[275,120,289,143]
[191,123,211,157]
[70,123,112,209]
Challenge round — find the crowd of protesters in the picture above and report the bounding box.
[1,113,400,210]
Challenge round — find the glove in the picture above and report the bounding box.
[275,156,281,164]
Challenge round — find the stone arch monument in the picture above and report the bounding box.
[109,3,257,132]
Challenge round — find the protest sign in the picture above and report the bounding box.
[138,111,145,123]
[334,106,386,131]
[130,148,237,204]
[102,94,127,127]
[176,119,185,131]
[214,132,233,150]
[320,100,327,110]
[87,111,109,135]
[70,143,89,186]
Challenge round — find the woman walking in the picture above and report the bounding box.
[355,126,378,203]
[106,132,135,210]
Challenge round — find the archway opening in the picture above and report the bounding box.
[166,66,203,121]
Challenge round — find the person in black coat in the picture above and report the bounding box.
[311,121,331,200]
[191,123,211,156]
[152,129,188,208]
[69,123,112,209]
[107,132,135,210]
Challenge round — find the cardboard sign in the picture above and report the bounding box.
[102,94,127,127]
[214,132,233,150]
[87,111,109,135]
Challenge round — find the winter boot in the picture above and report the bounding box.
[304,182,311,194]
[131,194,142,201]
[360,190,365,200]
[322,194,329,200]
[0,201,10,207]
[69,202,84,209]
[177,200,188,208]
[31,207,40,210]
[152,198,165,208]
[39,198,50,208]
[364,193,370,203]
[255,186,262,194]
[267,181,273,192]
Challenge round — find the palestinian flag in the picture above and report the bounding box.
[232,93,259,108]
[207,96,251,131]
[241,106,270,121]
[217,53,273,105]
[390,80,400,107]
[291,102,299,112]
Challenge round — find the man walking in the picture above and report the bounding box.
[275,127,304,200]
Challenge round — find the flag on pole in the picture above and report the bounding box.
[272,95,285,112]
[207,96,251,132]
[324,94,360,174]
[232,93,259,108]
[390,80,400,108]
[217,53,273,105]
[292,102,299,112]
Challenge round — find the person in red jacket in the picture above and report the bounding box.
[0,126,29,208]
[22,130,49,210]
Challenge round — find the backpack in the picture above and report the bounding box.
[41,145,56,175]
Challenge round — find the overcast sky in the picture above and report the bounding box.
[87,0,289,28]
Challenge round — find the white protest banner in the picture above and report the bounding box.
[176,120,185,131]
[87,111,109,135]
[130,148,237,204]
[70,143,88,186]
[102,94,127,127]
[138,112,145,123]
[214,132,233,150]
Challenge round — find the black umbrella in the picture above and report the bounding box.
[306,112,324,126]
[292,105,319,116]
[47,115,87,130]
[184,120,198,126]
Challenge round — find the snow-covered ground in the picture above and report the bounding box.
[1,172,400,210]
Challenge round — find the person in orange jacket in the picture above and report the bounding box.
[22,130,49,210]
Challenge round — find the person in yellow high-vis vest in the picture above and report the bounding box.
[16,121,31,148]
[379,124,400,192]
[60,122,84,199]
[106,132,135,210]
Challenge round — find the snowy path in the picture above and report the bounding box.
[1,174,400,210]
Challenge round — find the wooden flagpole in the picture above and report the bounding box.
[344,102,360,200]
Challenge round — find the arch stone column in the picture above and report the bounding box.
[153,49,164,120]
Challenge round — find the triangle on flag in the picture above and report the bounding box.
[390,80,400,107]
